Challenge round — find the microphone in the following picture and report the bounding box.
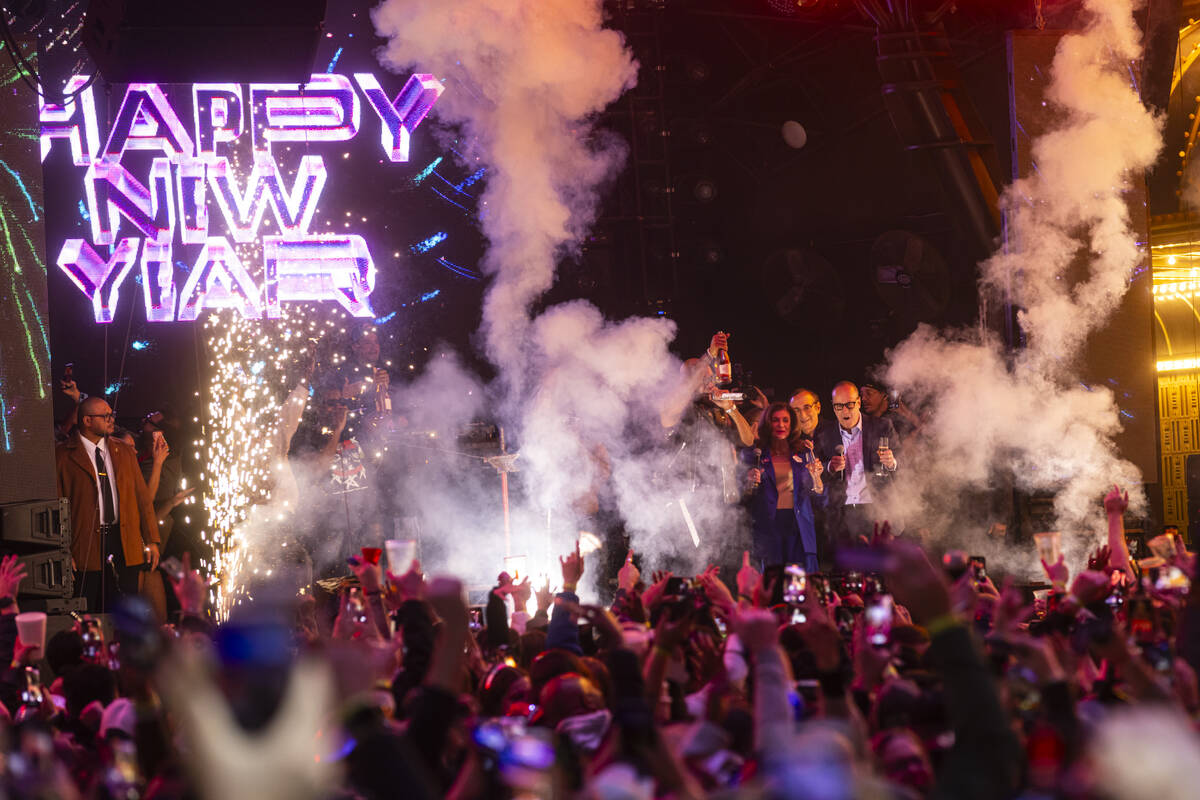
[833,444,845,480]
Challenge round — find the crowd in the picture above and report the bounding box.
[17,326,1198,799]
[0,490,1196,799]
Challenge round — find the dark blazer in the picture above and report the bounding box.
[746,449,826,566]
[814,413,900,507]
[803,418,840,463]
[55,434,159,571]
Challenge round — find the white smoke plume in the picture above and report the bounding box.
[370,0,732,587]
[372,0,638,379]
[878,0,1162,570]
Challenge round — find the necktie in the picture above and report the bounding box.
[95,446,116,525]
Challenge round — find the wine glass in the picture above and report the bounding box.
[875,436,890,477]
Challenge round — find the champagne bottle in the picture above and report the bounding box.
[714,346,732,385]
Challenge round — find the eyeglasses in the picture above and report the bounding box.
[85,413,115,420]
[831,401,859,411]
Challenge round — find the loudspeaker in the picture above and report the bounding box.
[0,499,69,552]
[12,549,73,598]
[20,597,87,615]
[82,0,327,84]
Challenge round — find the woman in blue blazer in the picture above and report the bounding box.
[745,402,826,572]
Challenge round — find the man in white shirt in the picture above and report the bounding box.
[817,382,899,550]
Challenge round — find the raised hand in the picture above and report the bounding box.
[511,576,532,610]
[169,552,207,616]
[796,619,843,673]
[0,554,27,599]
[152,432,170,464]
[384,559,424,609]
[695,567,735,617]
[347,553,382,594]
[882,541,951,625]
[642,570,673,612]
[557,599,624,648]
[707,331,730,356]
[1087,544,1112,573]
[1103,484,1129,515]
[1041,554,1069,591]
[749,385,768,411]
[1069,569,1111,607]
[535,578,553,612]
[732,608,779,655]
[736,551,760,600]
[60,378,81,403]
[426,576,468,634]
[617,549,640,592]
[559,540,584,591]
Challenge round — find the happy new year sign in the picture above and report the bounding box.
[41,72,443,323]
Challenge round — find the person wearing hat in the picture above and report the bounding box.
[860,381,922,440]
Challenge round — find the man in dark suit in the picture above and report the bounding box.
[789,388,838,455]
[55,396,160,611]
[815,381,900,550]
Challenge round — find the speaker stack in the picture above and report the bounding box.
[0,499,86,615]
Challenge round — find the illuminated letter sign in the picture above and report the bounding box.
[42,72,444,323]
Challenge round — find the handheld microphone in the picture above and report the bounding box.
[833,444,845,480]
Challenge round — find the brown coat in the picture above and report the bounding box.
[55,434,159,571]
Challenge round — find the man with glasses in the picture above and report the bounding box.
[789,388,838,559]
[55,396,160,611]
[788,388,835,448]
[815,381,900,550]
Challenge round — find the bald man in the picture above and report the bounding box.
[55,396,160,611]
[814,381,900,549]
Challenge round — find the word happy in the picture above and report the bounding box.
[41,72,443,323]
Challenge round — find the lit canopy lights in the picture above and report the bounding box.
[1152,280,1200,299]
[1156,357,1200,373]
[42,71,444,323]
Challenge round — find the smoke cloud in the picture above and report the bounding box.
[370,0,736,589]
[372,0,638,379]
[363,0,1164,590]
[877,0,1162,571]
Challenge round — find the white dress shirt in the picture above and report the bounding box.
[79,434,120,524]
[839,421,871,505]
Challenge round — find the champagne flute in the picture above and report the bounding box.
[876,436,890,477]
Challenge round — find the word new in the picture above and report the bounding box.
[41,72,443,323]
